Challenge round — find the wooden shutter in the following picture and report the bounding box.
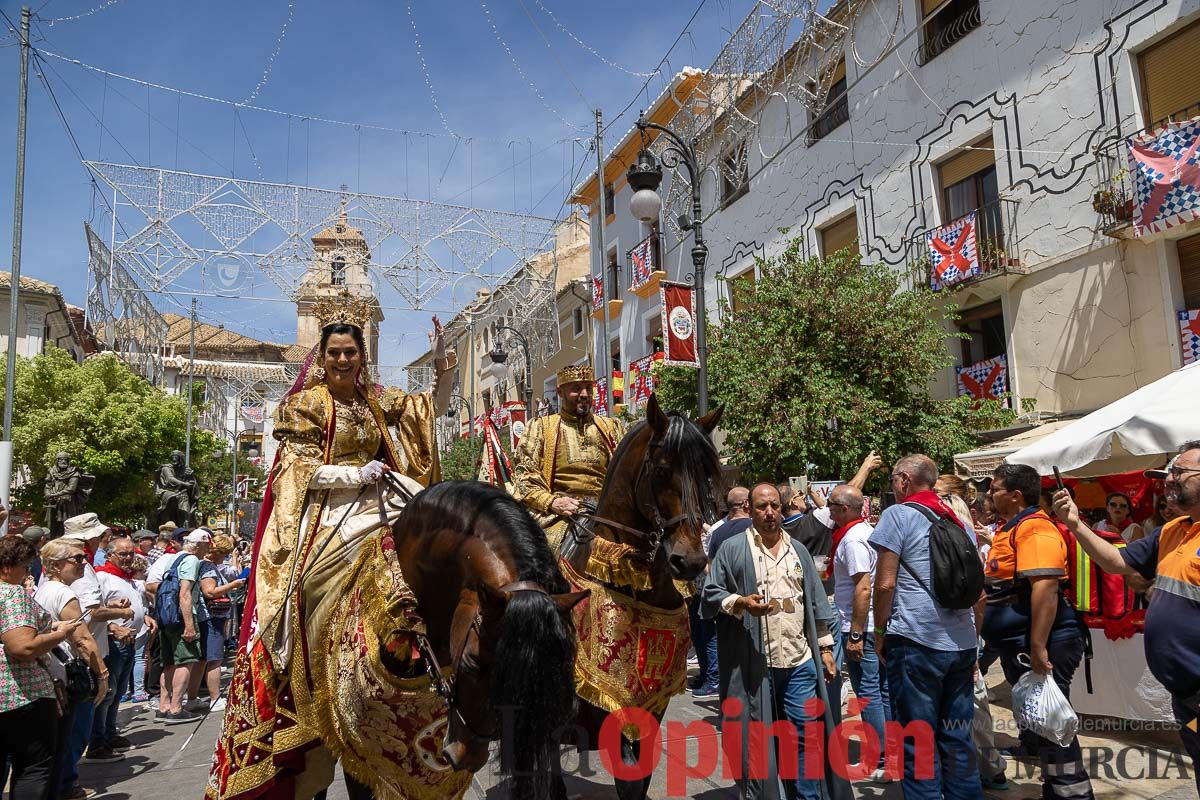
[821,212,859,256]
[730,270,756,312]
[1140,21,1200,127]
[939,136,995,189]
[922,0,949,15]
[1179,233,1200,311]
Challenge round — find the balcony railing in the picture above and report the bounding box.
[1093,101,1200,236]
[806,92,849,144]
[915,1,981,66]
[905,197,1022,291]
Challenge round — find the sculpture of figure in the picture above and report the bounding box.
[154,450,200,528]
[44,452,94,536]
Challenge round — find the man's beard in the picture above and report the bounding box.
[572,399,593,416]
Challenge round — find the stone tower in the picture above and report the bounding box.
[295,205,384,360]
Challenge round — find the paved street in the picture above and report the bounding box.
[84,667,1195,799]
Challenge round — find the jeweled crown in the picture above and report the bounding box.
[557,364,594,385]
[313,291,374,331]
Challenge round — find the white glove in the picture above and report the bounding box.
[359,460,387,484]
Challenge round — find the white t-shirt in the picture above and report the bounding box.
[96,572,146,637]
[832,520,876,634]
[34,581,82,659]
[69,562,110,659]
[1096,519,1140,543]
[146,552,186,585]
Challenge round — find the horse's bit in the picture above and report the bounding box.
[412,580,549,745]
[572,437,695,559]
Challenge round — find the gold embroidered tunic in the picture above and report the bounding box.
[513,409,626,551]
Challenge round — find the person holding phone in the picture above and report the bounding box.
[36,538,110,800]
[1053,441,1200,792]
[1,534,84,800]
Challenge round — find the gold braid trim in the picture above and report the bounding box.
[583,537,653,591]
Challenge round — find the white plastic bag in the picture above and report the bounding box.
[1011,669,1079,747]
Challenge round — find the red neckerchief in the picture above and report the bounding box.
[904,490,966,530]
[95,561,133,582]
[829,518,865,579]
[164,545,178,554]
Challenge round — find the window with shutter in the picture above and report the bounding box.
[729,269,756,314]
[1139,21,1200,130]
[820,212,859,257]
[918,0,980,64]
[1178,233,1200,311]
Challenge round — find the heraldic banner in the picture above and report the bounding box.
[594,377,609,416]
[956,353,1009,406]
[629,235,656,292]
[629,353,662,407]
[660,282,698,367]
[926,210,980,291]
[1128,117,1200,238]
[591,274,604,312]
[1181,309,1200,366]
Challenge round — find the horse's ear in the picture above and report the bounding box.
[647,393,669,435]
[551,589,589,612]
[695,405,723,434]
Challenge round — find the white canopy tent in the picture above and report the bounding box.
[1006,361,1200,477]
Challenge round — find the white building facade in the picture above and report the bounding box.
[580,0,1200,432]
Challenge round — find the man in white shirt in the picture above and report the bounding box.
[828,484,890,781]
[90,536,147,759]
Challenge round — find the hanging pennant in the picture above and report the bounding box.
[594,378,609,416]
[926,211,980,291]
[629,353,662,407]
[1128,118,1200,237]
[660,282,698,367]
[591,274,604,313]
[1180,309,1200,366]
[629,235,655,292]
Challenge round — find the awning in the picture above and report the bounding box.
[1006,362,1200,477]
[954,419,1080,479]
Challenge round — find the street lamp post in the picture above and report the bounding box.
[629,114,711,416]
[487,325,534,418]
[448,392,476,439]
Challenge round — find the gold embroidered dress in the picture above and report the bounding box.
[513,409,626,552]
[209,380,448,800]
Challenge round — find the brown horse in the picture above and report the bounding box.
[556,393,723,800]
[367,480,587,800]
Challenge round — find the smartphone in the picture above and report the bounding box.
[881,491,896,510]
[1052,466,1065,492]
[788,475,809,496]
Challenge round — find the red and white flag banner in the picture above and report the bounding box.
[594,378,608,416]
[591,274,604,312]
[660,282,698,367]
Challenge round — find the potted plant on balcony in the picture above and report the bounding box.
[1092,167,1132,221]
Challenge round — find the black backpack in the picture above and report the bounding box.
[899,502,985,610]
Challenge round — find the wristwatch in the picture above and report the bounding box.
[848,630,864,644]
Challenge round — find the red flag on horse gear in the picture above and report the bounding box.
[479,418,512,487]
[660,282,698,367]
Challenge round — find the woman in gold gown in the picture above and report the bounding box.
[208,293,454,800]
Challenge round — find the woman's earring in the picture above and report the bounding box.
[312,366,326,383]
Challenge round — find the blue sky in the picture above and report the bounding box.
[0,0,752,371]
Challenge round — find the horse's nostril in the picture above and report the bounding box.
[668,553,688,573]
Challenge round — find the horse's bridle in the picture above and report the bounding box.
[573,436,695,558]
[413,580,549,745]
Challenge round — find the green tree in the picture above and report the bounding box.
[439,429,518,482]
[654,234,1013,486]
[1,347,254,526]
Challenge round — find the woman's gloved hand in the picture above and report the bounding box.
[359,460,388,484]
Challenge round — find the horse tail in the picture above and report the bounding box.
[490,588,577,798]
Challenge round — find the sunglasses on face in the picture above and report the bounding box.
[1108,502,1129,509]
[55,554,87,565]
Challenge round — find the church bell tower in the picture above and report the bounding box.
[295,204,385,361]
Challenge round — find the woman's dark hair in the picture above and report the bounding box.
[1106,492,1132,509]
[0,534,37,570]
[319,323,366,358]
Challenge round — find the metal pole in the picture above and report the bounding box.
[593,109,612,415]
[229,415,238,534]
[690,172,710,417]
[468,317,476,437]
[184,297,196,469]
[0,7,31,522]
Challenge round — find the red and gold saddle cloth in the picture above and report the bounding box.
[560,557,690,740]
[207,533,472,800]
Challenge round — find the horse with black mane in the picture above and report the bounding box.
[309,479,586,800]
[552,393,724,800]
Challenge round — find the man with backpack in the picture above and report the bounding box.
[870,454,983,798]
[153,529,212,723]
[985,464,1094,800]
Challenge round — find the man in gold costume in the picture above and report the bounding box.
[513,364,626,553]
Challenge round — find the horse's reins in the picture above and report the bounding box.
[571,437,695,558]
[413,580,550,744]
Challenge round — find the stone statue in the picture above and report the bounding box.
[154,450,200,528]
[44,452,94,536]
